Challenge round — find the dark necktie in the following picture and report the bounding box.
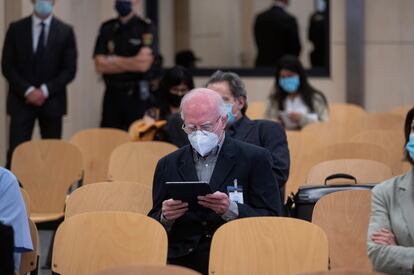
[34,22,46,87]
[36,22,45,58]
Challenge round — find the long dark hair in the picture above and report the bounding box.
[404,106,414,165]
[159,66,194,94]
[270,55,327,112]
[157,66,194,118]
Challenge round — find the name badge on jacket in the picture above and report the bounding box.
[227,184,244,204]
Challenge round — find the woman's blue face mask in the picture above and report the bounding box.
[279,75,300,93]
[406,133,414,161]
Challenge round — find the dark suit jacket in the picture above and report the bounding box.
[254,6,301,67]
[148,136,282,258]
[1,16,77,116]
[228,116,290,194]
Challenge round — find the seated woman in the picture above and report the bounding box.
[367,106,414,274]
[153,66,194,147]
[265,55,328,130]
[0,167,32,273]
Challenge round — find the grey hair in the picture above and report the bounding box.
[205,70,248,115]
[180,88,227,120]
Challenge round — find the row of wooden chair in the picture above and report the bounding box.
[47,189,377,275]
[10,138,177,225]
[247,101,410,124]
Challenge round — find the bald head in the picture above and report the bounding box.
[180,88,226,121]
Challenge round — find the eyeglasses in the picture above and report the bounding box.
[182,116,222,135]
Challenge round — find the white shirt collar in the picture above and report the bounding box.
[32,13,53,27]
[274,1,287,9]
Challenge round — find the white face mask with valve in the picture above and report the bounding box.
[188,130,219,157]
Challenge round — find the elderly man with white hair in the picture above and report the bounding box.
[149,88,282,275]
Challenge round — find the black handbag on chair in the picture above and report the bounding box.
[285,173,375,221]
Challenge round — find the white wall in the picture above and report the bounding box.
[194,0,347,106]
[364,0,414,112]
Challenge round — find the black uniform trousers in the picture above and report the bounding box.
[100,86,152,131]
[6,106,62,169]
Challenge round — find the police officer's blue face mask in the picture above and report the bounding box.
[406,133,414,161]
[34,0,53,18]
[115,0,133,17]
[279,75,300,93]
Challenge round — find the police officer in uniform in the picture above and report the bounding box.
[94,0,157,130]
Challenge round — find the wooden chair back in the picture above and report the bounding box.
[65,181,152,219]
[70,128,130,185]
[306,159,392,185]
[312,190,372,270]
[286,142,390,198]
[353,112,405,132]
[350,129,405,175]
[246,101,266,119]
[52,212,167,275]
[299,271,384,275]
[209,217,328,275]
[19,219,39,274]
[108,141,177,186]
[11,140,83,223]
[93,265,200,275]
[328,103,366,124]
[389,105,411,118]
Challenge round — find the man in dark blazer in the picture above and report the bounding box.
[254,0,301,67]
[206,71,290,200]
[149,88,282,275]
[1,0,77,168]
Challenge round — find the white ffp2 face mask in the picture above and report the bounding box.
[188,130,219,157]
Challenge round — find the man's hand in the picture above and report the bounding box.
[372,228,397,246]
[161,199,188,222]
[26,89,46,106]
[198,191,230,215]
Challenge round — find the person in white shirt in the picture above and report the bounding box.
[265,55,328,130]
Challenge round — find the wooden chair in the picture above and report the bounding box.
[389,105,411,118]
[301,122,357,145]
[286,142,390,198]
[328,103,366,124]
[306,159,392,185]
[353,112,405,132]
[65,181,152,219]
[11,140,83,223]
[52,212,168,275]
[312,190,372,271]
[246,101,266,119]
[70,128,130,185]
[92,265,201,275]
[350,130,405,175]
[299,271,384,275]
[108,141,178,186]
[129,119,167,141]
[19,219,39,275]
[209,217,328,275]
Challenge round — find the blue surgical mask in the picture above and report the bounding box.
[115,1,133,17]
[34,0,53,17]
[406,133,414,161]
[225,103,235,124]
[279,75,300,93]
